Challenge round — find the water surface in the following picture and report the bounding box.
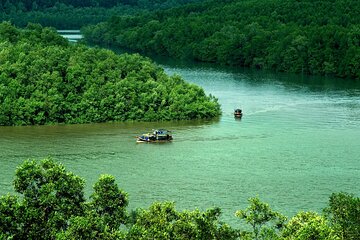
[58,30,83,42]
[1,60,359,226]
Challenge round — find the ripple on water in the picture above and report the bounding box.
[1,67,360,224]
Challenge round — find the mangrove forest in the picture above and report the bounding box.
[0,22,221,126]
[82,0,360,79]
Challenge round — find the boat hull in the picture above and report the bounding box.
[234,109,243,118]
[136,139,172,143]
[136,129,173,143]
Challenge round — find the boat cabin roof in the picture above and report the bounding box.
[154,129,171,134]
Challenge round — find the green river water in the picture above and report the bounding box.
[1,54,360,225]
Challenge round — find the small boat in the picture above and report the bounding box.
[137,129,173,143]
[234,109,243,118]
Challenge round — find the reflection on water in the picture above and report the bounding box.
[57,30,83,42]
[1,60,360,226]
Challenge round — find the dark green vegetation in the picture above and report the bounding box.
[83,0,360,79]
[0,22,221,126]
[1,159,359,239]
[0,0,204,29]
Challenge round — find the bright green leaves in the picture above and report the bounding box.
[13,159,86,239]
[0,23,221,125]
[1,158,130,239]
[1,159,360,239]
[282,212,337,240]
[235,195,359,240]
[128,202,238,240]
[324,192,360,240]
[128,202,179,239]
[90,174,129,229]
[14,158,85,204]
[0,21,20,43]
[0,194,20,238]
[56,214,126,240]
[57,174,129,239]
[235,197,286,240]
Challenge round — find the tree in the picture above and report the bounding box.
[324,192,360,240]
[1,159,359,239]
[82,0,360,79]
[31,1,38,10]
[0,195,21,238]
[13,158,86,239]
[3,0,16,14]
[235,197,286,240]
[0,24,221,126]
[56,213,126,240]
[128,201,238,239]
[0,158,130,239]
[282,211,337,240]
[89,174,128,229]
[0,21,20,43]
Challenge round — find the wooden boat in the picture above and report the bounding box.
[137,129,173,143]
[234,109,243,118]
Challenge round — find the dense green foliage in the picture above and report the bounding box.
[1,159,359,239]
[235,197,286,240]
[83,0,360,79]
[127,202,238,239]
[0,0,204,29]
[0,159,128,239]
[0,4,131,29]
[324,192,360,240]
[0,22,221,126]
[0,0,202,10]
[281,212,337,240]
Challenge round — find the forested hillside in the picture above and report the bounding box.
[0,22,221,126]
[0,0,204,28]
[0,0,202,9]
[83,0,360,79]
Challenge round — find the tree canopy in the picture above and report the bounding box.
[0,158,359,239]
[82,0,360,79]
[0,0,205,29]
[0,0,204,10]
[0,22,221,126]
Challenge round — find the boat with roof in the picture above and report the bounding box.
[136,129,173,143]
[234,109,243,118]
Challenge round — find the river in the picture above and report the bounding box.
[1,35,360,225]
[57,30,83,42]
